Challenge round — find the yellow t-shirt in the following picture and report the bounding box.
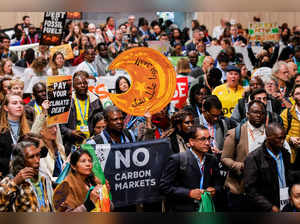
[212,84,244,118]
[74,96,90,138]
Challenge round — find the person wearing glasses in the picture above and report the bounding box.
[222,100,267,211]
[198,95,237,155]
[159,125,222,212]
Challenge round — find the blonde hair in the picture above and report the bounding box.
[0,59,14,76]
[0,94,30,134]
[8,79,24,89]
[176,58,191,74]
[31,56,48,74]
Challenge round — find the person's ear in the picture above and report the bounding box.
[189,138,194,147]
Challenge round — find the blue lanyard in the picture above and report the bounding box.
[2,52,11,58]
[126,116,138,129]
[103,129,126,144]
[32,179,46,208]
[267,149,285,187]
[56,151,63,173]
[189,148,206,189]
[196,105,201,118]
[85,61,98,77]
[231,36,236,43]
[157,128,162,136]
[76,97,88,123]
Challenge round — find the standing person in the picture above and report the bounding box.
[187,50,200,72]
[95,43,114,76]
[115,76,130,94]
[212,65,244,118]
[212,18,227,40]
[108,29,127,59]
[0,59,14,77]
[23,57,48,94]
[0,141,53,212]
[281,84,300,170]
[230,25,247,46]
[185,27,202,54]
[27,82,47,119]
[22,15,31,33]
[53,149,109,212]
[186,84,211,123]
[243,123,292,212]
[60,71,103,155]
[47,51,70,76]
[0,76,12,104]
[0,36,18,63]
[105,17,116,43]
[76,45,98,80]
[221,100,267,211]
[159,126,222,212]
[86,106,135,145]
[0,94,30,178]
[89,112,106,137]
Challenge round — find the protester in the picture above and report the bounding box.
[0,76,12,104]
[95,43,114,76]
[86,106,135,145]
[222,100,267,211]
[0,94,30,178]
[115,76,130,94]
[47,51,70,76]
[282,182,300,212]
[53,149,108,212]
[243,123,292,212]
[0,141,53,212]
[212,65,244,118]
[159,126,222,212]
[60,71,103,155]
[0,59,14,77]
[7,79,24,97]
[76,45,98,80]
[281,84,300,170]
[89,112,106,137]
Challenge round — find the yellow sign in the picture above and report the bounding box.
[108,47,176,116]
[50,44,74,60]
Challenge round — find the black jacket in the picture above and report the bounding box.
[0,131,14,178]
[159,150,222,212]
[243,143,292,211]
[60,92,103,155]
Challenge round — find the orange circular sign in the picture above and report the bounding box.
[108,47,176,116]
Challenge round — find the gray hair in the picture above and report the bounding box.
[272,61,288,76]
[10,141,37,176]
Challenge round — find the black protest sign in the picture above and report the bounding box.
[47,75,72,126]
[93,138,172,208]
[40,12,67,46]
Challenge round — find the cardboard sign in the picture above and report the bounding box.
[171,77,189,109]
[50,44,74,60]
[47,75,72,126]
[147,41,170,55]
[108,47,177,116]
[249,22,280,42]
[82,138,172,207]
[40,12,67,46]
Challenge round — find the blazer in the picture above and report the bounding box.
[159,150,222,212]
[221,123,249,194]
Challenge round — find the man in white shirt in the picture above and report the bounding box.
[76,45,98,81]
[222,100,267,211]
[212,18,227,40]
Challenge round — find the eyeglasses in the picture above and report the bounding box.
[194,136,212,142]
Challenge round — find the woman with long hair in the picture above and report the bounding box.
[115,76,130,94]
[0,59,14,77]
[53,149,110,212]
[0,76,12,104]
[0,94,30,178]
[47,51,70,76]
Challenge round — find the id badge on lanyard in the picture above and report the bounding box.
[280,187,289,211]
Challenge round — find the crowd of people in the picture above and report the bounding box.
[0,14,300,213]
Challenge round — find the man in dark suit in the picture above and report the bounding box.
[159,126,222,212]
